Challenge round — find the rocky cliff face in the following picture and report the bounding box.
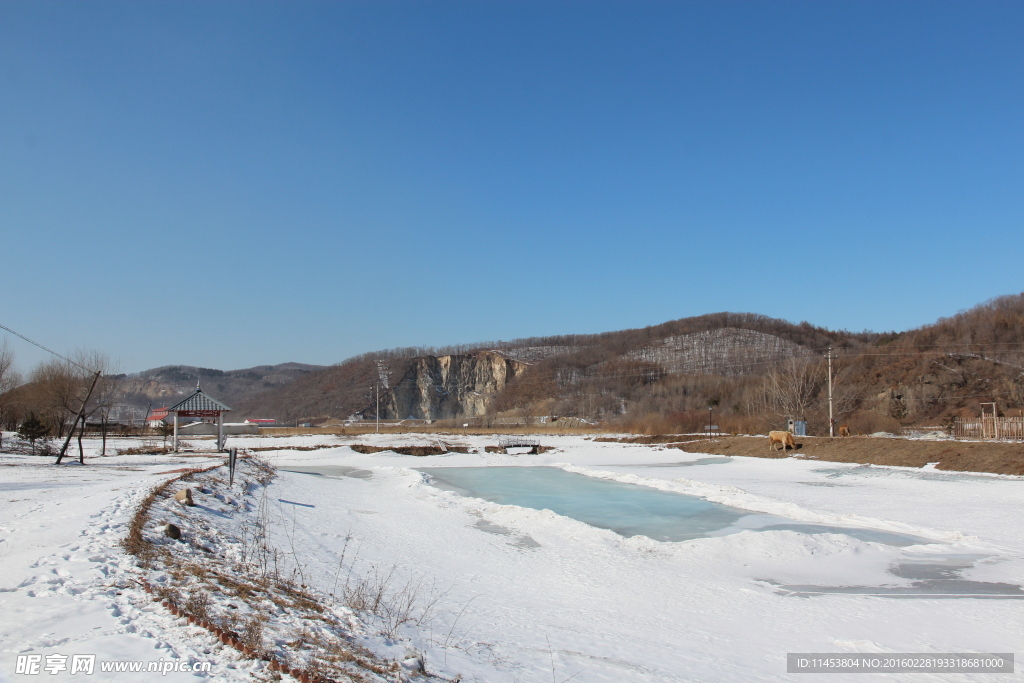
[375,352,526,420]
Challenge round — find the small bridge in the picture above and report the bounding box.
[498,436,540,448]
[495,436,544,453]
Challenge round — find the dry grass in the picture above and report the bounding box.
[248,444,339,453]
[120,466,221,560]
[666,435,1024,475]
[117,445,173,455]
[349,444,453,456]
[184,590,210,621]
[120,455,448,682]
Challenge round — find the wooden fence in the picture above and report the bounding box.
[953,415,1024,440]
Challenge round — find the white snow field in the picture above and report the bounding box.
[2,433,1022,682]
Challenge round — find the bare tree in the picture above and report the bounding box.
[0,340,23,449]
[28,351,117,464]
[30,359,81,439]
[829,362,864,424]
[84,357,123,456]
[753,357,825,427]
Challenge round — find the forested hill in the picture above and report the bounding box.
[232,313,864,428]
[115,363,326,417]
[228,295,1024,434]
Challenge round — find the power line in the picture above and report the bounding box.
[0,322,94,372]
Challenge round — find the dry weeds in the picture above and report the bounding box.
[121,455,443,682]
[667,435,1024,475]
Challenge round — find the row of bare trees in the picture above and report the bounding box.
[0,341,122,461]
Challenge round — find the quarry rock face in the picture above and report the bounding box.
[625,327,809,375]
[377,351,525,420]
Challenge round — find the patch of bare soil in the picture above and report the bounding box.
[348,444,471,456]
[249,443,338,452]
[666,436,1024,475]
[483,445,551,454]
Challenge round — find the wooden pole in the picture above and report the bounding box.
[77,413,86,463]
[827,348,834,438]
[173,413,179,452]
[55,371,101,465]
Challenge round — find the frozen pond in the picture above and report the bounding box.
[774,554,1024,599]
[418,466,1024,599]
[280,465,373,480]
[608,456,734,468]
[811,464,1014,483]
[418,466,927,545]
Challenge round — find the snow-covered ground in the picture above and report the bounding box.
[2,433,1022,682]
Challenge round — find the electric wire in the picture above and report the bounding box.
[0,322,96,372]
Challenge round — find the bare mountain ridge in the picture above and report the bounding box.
[117,362,325,417]
[232,311,874,424]
[208,295,1024,432]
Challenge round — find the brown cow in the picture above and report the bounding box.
[838,424,850,437]
[768,430,795,451]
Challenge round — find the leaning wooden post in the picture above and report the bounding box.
[76,412,86,463]
[55,371,101,465]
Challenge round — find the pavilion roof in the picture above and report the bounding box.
[169,386,231,413]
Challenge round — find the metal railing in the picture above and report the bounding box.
[498,436,540,448]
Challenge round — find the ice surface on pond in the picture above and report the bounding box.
[812,465,1011,483]
[611,456,733,468]
[418,466,928,545]
[471,517,542,548]
[774,555,1024,599]
[736,521,927,547]
[421,466,746,542]
[280,465,374,480]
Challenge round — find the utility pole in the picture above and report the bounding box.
[375,381,380,434]
[56,370,101,465]
[827,347,834,438]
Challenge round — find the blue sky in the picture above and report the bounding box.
[2,1,1022,373]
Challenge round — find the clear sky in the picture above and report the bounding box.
[2,1,1022,374]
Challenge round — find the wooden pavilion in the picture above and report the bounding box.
[168,382,231,452]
